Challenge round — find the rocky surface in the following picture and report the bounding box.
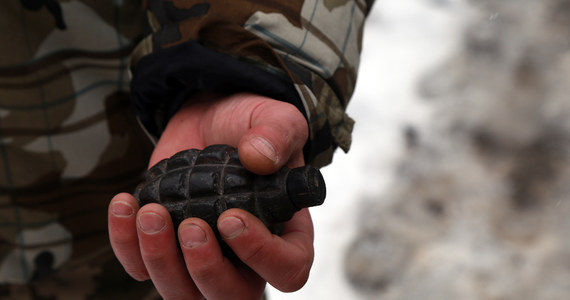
[344,0,570,299]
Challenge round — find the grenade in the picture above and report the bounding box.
[134,144,326,247]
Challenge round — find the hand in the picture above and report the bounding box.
[108,93,314,299]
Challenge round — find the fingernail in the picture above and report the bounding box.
[111,201,134,217]
[219,217,245,239]
[179,224,207,248]
[137,212,166,234]
[250,136,277,163]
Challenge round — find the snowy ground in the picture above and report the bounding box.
[267,1,467,298]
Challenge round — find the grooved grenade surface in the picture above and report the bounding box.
[134,144,326,241]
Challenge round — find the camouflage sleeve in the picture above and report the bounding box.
[130,0,375,167]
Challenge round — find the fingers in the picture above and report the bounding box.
[108,193,149,281]
[218,208,315,292]
[177,218,266,300]
[238,98,308,174]
[136,203,203,299]
[109,195,267,299]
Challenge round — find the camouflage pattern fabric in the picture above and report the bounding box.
[0,0,374,298]
[131,0,375,167]
[0,0,158,298]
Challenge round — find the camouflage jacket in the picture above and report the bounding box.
[0,0,373,298]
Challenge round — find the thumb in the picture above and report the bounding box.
[238,100,308,175]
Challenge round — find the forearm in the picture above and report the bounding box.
[130,0,375,166]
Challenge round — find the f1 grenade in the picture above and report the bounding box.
[133,144,326,245]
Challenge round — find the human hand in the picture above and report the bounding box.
[108,93,314,299]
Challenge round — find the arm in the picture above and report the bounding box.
[110,1,375,298]
[129,0,375,167]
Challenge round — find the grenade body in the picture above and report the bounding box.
[134,144,326,242]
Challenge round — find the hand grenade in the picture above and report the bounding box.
[134,144,326,244]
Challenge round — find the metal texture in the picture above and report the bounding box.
[134,144,326,247]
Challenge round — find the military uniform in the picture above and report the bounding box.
[0,0,373,298]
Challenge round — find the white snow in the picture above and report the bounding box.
[267,1,466,298]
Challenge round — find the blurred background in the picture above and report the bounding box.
[269,0,570,299]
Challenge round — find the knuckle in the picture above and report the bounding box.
[141,251,166,265]
[277,261,311,292]
[109,236,134,247]
[140,245,172,266]
[189,260,219,283]
[238,239,268,264]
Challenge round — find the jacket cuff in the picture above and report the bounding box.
[130,40,332,163]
